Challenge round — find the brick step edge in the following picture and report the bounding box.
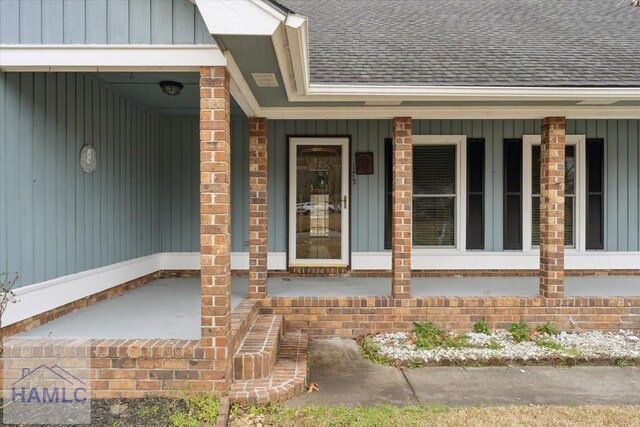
[229,331,308,404]
[233,314,284,381]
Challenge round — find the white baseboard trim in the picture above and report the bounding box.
[4,251,639,328]
[355,251,640,270]
[3,254,162,327]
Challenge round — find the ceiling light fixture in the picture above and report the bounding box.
[159,80,184,96]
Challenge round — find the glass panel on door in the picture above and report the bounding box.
[295,145,343,260]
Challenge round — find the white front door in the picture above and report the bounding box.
[288,137,350,267]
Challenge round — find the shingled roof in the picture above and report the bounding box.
[277,0,640,87]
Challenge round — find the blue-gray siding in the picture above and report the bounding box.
[0,0,212,45]
[1,75,639,289]
[158,114,249,253]
[159,118,640,254]
[0,72,162,288]
[259,119,640,253]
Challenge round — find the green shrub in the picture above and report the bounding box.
[442,334,471,349]
[537,339,563,350]
[169,392,219,427]
[413,322,445,350]
[536,322,560,336]
[412,322,472,350]
[484,338,503,350]
[473,321,491,335]
[508,322,531,343]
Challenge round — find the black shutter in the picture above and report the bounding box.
[586,139,605,250]
[503,139,523,250]
[466,138,485,250]
[384,138,392,250]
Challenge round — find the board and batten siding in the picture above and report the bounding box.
[260,119,640,253]
[0,0,213,45]
[161,118,640,254]
[0,71,162,288]
[159,114,249,253]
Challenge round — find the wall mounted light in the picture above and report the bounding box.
[159,80,184,96]
[80,145,97,173]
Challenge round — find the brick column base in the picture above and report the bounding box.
[248,117,268,299]
[539,116,566,298]
[200,66,232,391]
[392,117,413,299]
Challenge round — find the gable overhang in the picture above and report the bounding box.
[194,0,640,119]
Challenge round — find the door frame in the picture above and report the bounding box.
[288,137,351,267]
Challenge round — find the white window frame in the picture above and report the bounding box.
[522,135,586,253]
[412,135,467,252]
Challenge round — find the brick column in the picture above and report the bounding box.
[539,116,566,298]
[392,117,413,299]
[200,66,232,390]
[248,117,268,299]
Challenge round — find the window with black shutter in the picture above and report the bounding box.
[503,139,523,250]
[466,139,485,250]
[586,139,605,250]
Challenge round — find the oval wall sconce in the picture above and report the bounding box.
[80,145,97,173]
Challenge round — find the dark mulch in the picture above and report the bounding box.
[1,397,186,427]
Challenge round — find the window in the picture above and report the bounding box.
[531,145,576,247]
[384,135,478,249]
[523,135,586,252]
[412,136,466,250]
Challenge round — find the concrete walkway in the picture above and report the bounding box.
[287,339,640,407]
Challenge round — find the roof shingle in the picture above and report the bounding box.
[278,0,640,87]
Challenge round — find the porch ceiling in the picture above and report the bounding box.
[90,71,245,116]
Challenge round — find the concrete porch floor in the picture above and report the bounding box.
[17,275,640,340]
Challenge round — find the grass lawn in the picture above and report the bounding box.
[4,395,637,426]
[230,404,640,427]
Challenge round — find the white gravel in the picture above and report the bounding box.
[370,330,640,364]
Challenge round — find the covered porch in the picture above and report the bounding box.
[16,275,640,340]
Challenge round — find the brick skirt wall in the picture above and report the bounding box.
[259,296,640,339]
[3,338,212,398]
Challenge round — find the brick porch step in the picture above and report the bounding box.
[229,331,308,404]
[233,314,284,381]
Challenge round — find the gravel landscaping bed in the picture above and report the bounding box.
[362,325,640,367]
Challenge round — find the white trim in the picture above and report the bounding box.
[352,251,640,271]
[298,85,640,102]
[225,51,260,117]
[523,135,587,252]
[3,254,161,327]
[412,135,467,252]
[253,106,640,120]
[288,137,350,267]
[230,252,287,270]
[0,44,226,71]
